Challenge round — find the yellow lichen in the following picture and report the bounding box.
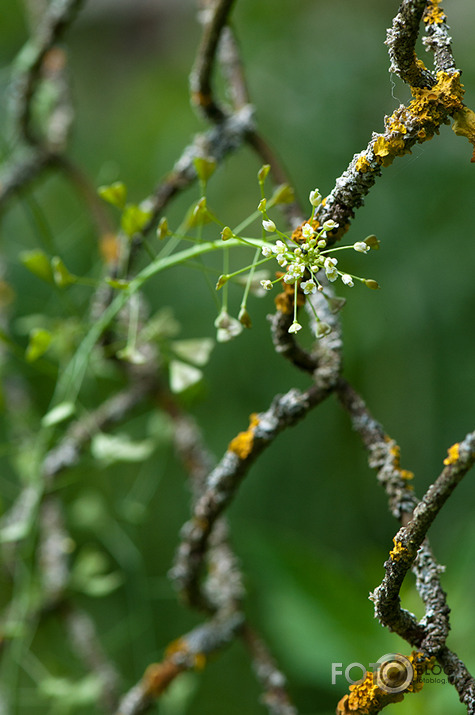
[409,71,464,121]
[228,413,260,459]
[423,0,445,25]
[444,442,460,466]
[373,135,406,167]
[452,106,475,162]
[390,538,409,562]
[336,652,433,715]
[355,155,372,173]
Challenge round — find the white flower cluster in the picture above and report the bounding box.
[257,188,376,336]
[259,218,368,295]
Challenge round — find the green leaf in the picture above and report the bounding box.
[20,249,54,284]
[171,338,214,366]
[51,256,77,288]
[98,181,127,208]
[169,359,203,393]
[40,674,103,706]
[91,432,155,465]
[193,156,217,183]
[121,203,152,237]
[25,328,52,362]
[41,401,76,428]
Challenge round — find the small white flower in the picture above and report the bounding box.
[262,219,276,232]
[354,241,370,253]
[283,273,296,284]
[214,311,243,342]
[341,273,354,287]
[322,219,339,231]
[261,245,273,257]
[309,189,322,207]
[260,279,273,291]
[315,321,332,338]
[276,254,288,267]
[288,321,302,334]
[272,240,286,254]
[324,256,338,282]
[301,280,316,295]
[302,223,315,240]
[317,239,327,248]
[287,262,305,278]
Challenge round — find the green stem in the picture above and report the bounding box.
[53,237,265,405]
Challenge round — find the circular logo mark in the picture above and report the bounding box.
[375,654,414,693]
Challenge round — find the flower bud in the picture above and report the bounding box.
[221,226,233,241]
[363,279,380,290]
[258,164,271,183]
[315,321,332,338]
[364,234,380,250]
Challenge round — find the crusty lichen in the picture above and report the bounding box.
[390,538,410,562]
[443,442,460,466]
[423,0,446,25]
[228,413,260,459]
[336,652,433,714]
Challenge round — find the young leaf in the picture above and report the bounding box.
[193,156,217,183]
[51,256,77,288]
[41,401,76,428]
[169,360,203,393]
[171,338,214,366]
[98,181,127,209]
[25,328,52,362]
[20,250,54,284]
[121,204,152,237]
[91,432,155,465]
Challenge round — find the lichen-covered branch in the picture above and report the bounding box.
[115,611,244,715]
[241,625,298,715]
[171,368,339,608]
[190,0,237,120]
[13,0,85,146]
[385,0,435,88]
[422,0,457,73]
[372,431,475,643]
[338,378,475,711]
[312,0,475,241]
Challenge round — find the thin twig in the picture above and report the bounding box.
[190,0,237,121]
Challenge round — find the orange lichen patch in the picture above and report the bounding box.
[423,0,445,24]
[143,659,184,697]
[409,71,464,122]
[389,443,401,466]
[43,47,67,74]
[390,538,409,562]
[336,669,404,714]
[373,135,406,167]
[336,652,432,714]
[274,273,306,315]
[444,442,460,466]
[355,155,372,173]
[291,220,320,244]
[228,413,260,459]
[100,232,120,264]
[191,91,213,107]
[452,106,475,162]
[386,117,407,135]
[193,653,207,671]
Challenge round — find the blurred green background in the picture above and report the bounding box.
[1,1,475,713]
